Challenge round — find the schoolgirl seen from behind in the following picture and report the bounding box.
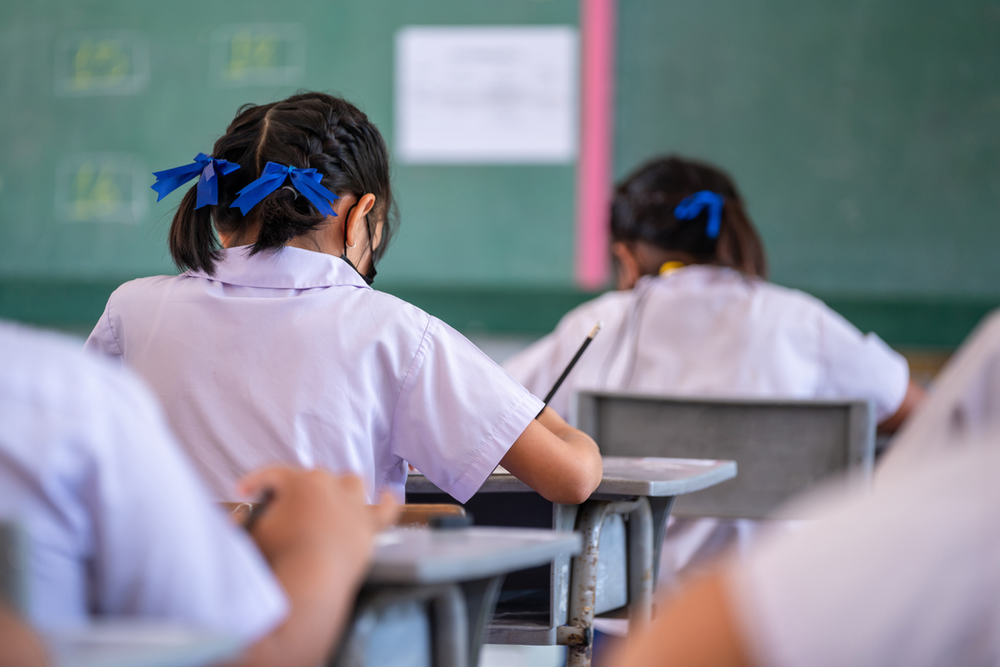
[504,155,925,585]
[85,92,602,506]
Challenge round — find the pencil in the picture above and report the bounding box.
[243,489,274,532]
[536,321,602,418]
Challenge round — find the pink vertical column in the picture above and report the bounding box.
[574,0,617,290]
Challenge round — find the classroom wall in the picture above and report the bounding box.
[0,0,998,347]
[0,0,578,284]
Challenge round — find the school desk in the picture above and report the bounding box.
[45,622,242,667]
[331,525,581,667]
[406,456,737,667]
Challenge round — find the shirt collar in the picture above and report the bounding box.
[639,264,746,289]
[190,246,371,290]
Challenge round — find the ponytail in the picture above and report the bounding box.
[714,198,768,279]
[168,187,222,275]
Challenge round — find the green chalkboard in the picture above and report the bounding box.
[0,0,580,285]
[2,0,999,349]
[615,0,1000,299]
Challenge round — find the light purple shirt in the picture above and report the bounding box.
[85,246,542,503]
[0,321,287,639]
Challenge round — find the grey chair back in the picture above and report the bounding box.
[576,391,876,520]
[0,520,28,613]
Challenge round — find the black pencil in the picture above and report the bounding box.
[243,489,274,532]
[536,322,602,418]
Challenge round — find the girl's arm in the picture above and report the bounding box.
[607,570,754,667]
[500,407,603,505]
[0,606,47,667]
[877,380,926,433]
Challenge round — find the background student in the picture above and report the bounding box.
[0,320,397,667]
[84,91,602,508]
[504,155,925,582]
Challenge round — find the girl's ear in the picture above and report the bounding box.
[611,242,641,290]
[344,193,377,249]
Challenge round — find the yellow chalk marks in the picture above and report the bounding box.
[71,39,131,92]
[71,161,124,222]
[55,31,149,97]
[224,30,280,81]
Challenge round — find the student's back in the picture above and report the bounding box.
[86,92,602,506]
[505,156,923,581]
[507,264,908,422]
[90,247,520,502]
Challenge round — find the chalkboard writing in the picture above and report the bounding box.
[54,31,149,97]
[55,154,148,224]
[209,24,306,87]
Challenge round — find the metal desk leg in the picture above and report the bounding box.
[647,495,675,588]
[626,496,654,631]
[559,498,653,667]
[331,584,469,667]
[459,576,505,667]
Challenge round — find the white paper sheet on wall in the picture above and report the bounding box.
[395,25,578,164]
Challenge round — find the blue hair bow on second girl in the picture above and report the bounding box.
[674,190,724,239]
[151,156,339,216]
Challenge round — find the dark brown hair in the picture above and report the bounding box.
[610,155,768,278]
[169,92,397,275]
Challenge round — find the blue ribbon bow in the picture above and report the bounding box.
[151,153,240,209]
[674,191,725,239]
[230,162,340,217]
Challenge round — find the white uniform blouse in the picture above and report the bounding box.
[504,265,910,585]
[0,321,287,638]
[504,265,909,421]
[85,246,542,503]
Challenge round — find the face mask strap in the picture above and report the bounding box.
[340,203,378,286]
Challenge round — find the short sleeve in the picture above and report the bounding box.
[83,299,124,364]
[83,366,288,642]
[815,307,909,422]
[728,436,1000,667]
[392,318,544,503]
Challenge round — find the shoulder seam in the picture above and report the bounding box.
[105,293,125,356]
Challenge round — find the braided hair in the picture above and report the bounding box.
[169,92,397,275]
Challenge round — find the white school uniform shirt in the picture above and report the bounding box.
[504,265,908,421]
[0,321,287,638]
[730,429,1000,667]
[85,246,542,503]
[878,308,1000,478]
[504,265,909,585]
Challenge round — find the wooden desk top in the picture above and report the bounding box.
[368,527,581,585]
[406,456,737,499]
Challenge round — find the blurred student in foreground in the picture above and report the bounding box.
[0,319,398,667]
[610,310,1000,667]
